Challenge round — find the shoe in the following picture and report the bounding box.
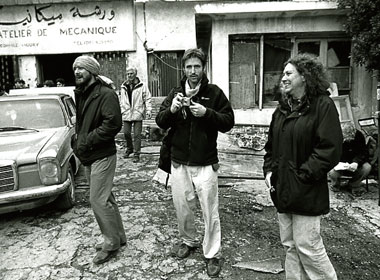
[132,156,140,163]
[95,241,126,251]
[93,249,118,265]
[206,258,221,278]
[351,188,365,197]
[330,184,341,192]
[124,150,133,158]
[174,243,197,259]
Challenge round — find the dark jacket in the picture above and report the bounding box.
[155,75,234,166]
[341,130,368,166]
[72,80,122,166]
[263,94,342,216]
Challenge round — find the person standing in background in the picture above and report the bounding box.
[71,55,126,265]
[43,80,55,87]
[14,78,26,89]
[56,78,66,87]
[155,48,234,278]
[119,66,152,163]
[263,53,342,280]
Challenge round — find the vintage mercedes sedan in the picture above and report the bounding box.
[0,92,79,214]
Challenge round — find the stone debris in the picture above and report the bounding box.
[233,257,284,274]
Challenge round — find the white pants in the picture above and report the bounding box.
[278,213,337,280]
[171,163,221,259]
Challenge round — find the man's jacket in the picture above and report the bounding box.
[72,80,122,166]
[263,94,342,216]
[341,130,368,167]
[155,75,234,166]
[120,78,152,121]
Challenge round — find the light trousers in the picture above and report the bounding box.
[84,154,126,251]
[278,213,337,280]
[123,120,142,155]
[329,162,371,189]
[171,163,221,259]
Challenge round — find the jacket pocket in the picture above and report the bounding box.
[279,161,314,211]
[76,133,89,157]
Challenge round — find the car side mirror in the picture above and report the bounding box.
[70,116,76,124]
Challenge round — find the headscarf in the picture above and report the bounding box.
[72,56,100,76]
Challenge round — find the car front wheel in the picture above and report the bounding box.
[56,164,76,210]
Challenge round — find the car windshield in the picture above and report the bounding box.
[0,99,66,129]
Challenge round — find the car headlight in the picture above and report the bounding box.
[38,158,61,185]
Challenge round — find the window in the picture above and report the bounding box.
[148,51,183,97]
[263,39,292,104]
[296,39,351,95]
[229,34,351,110]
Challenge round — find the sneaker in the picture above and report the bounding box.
[93,249,118,265]
[132,155,140,163]
[174,243,197,259]
[124,150,133,158]
[206,258,221,278]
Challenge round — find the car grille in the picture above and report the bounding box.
[0,165,15,193]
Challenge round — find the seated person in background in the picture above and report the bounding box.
[329,122,372,196]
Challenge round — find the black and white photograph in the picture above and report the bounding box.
[1,1,380,279]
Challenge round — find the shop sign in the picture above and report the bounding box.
[0,1,134,55]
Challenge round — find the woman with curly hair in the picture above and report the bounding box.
[263,53,342,279]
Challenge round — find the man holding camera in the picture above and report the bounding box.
[155,48,234,278]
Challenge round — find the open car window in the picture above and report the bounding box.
[0,99,66,129]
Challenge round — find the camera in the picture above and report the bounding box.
[181,97,191,106]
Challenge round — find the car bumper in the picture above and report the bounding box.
[0,179,70,204]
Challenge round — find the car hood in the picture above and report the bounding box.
[0,129,58,164]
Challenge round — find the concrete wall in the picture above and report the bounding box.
[18,56,37,88]
[127,1,196,85]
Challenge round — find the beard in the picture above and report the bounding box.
[75,74,92,88]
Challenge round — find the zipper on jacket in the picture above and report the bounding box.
[187,118,193,166]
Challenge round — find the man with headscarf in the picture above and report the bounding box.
[329,121,372,196]
[71,55,126,264]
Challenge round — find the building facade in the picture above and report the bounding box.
[0,0,376,125]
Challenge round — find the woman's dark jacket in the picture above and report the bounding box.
[155,75,234,166]
[263,94,342,216]
[72,80,122,166]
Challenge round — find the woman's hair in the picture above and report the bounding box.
[182,48,207,68]
[285,53,330,97]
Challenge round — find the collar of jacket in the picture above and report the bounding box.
[278,94,311,116]
[74,80,100,97]
[180,73,209,93]
[121,77,142,89]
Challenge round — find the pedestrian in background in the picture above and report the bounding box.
[56,78,66,87]
[43,79,55,87]
[263,53,342,280]
[71,55,126,265]
[155,48,234,278]
[14,78,26,89]
[120,66,152,162]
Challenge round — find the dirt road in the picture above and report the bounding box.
[0,141,379,280]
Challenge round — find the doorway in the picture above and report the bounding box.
[37,53,79,87]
